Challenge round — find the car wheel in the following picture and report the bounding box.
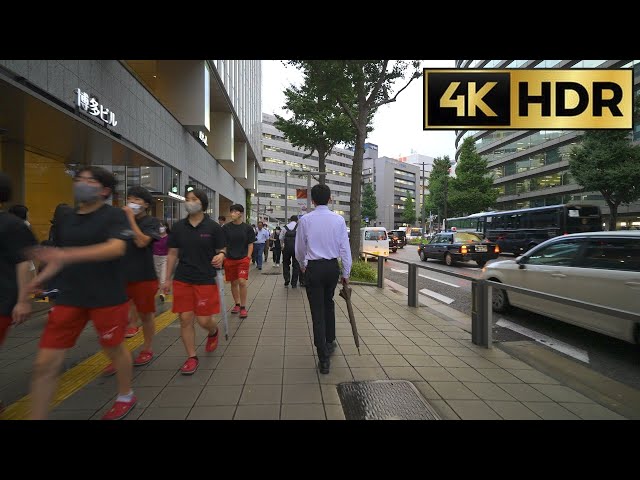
[491,280,510,313]
[419,250,426,262]
[476,259,487,268]
[444,252,453,266]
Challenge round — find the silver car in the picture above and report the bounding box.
[482,231,640,344]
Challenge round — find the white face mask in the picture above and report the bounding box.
[185,201,202,214]
[127,202,144,214]
[159,227,166,234]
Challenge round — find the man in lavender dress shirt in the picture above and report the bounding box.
[295,184,352,374]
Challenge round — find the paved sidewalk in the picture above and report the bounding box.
[1,263,629,420]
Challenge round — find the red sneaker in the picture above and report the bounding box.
[239,308,248,319]
[205,330,219,352]
[125,327,140,338]
[231,305,241,314]
[133,350,153,366]
[103,363,117,377]
[180,357,199,375]
[102,396,137,420]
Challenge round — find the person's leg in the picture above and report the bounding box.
[304,263,330,366]
[231,280,240,305]
[256,244,264,269]
[0,315,11,346]
[30,348,67,419]
[283,250,292,285]
[103,342,133,396]
[31,305,88,419]
[291,256,301,286]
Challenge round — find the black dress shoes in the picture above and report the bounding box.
[318,359,330,374]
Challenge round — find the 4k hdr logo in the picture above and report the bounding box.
[423,69,634,130]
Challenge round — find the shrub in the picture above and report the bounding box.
[349,260,377,283]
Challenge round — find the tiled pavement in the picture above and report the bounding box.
[1,263,628,420]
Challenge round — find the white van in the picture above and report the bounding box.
[361,227,389,260]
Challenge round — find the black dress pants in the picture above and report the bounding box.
[282,249,300,286]
[304,259,339,361]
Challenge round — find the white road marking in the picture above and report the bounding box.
[496,318,590,364]
[419,288,455,305]
[391,268,408,274]
[418,274,461,288]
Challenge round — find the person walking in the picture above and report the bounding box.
[153,221,170,302]
[295,184,351,375]
[160,189,226,375]
[0,173,37,414]
[271,226,282,267]
[250,224,257,264]
[280,215,301,288]
[27,166,137,420]
[218,215,226,226]
[103,186,162,375]
[254,221,269,271]
[222,204,255,319]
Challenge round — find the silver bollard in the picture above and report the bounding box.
[377,255,384,288]
[408,263,418,307]
[471,280,493,348]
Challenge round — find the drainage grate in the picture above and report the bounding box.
[337,380,441,420]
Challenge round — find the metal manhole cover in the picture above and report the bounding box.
[337,380,441,420]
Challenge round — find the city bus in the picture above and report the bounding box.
[445,204,602,255]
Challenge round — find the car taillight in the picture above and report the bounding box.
[460,245,468,254]
[494,245,500,254]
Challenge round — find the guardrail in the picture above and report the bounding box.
[365,253,640,349]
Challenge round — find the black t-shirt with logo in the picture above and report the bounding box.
[55,204,132,308]
[223,222,256,260]
[125,215,162,282]
[0,212,38,317]
[168,215,225,285]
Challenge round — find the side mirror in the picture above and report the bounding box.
[515,256,526,269]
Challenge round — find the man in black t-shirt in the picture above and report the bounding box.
[28,166,136,420]
[103,186,161,376]
[0,173,37,347]
[161,189,227,375]
[222,204,256,319]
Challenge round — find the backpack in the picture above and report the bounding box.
[283,223,298,251]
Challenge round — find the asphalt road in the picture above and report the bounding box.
[382,244,640,391]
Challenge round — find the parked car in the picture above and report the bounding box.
[361,227,389,260]
[418,231,500,267]
[388,230,407,248]
[482,231,640,344]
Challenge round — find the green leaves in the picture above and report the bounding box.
[362,183,378,221]
[402,192,416,225]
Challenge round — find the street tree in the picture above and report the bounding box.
[570,130,640,230]
[425,156,453,226]
[287,60,422,260]
[449,137,499,216]
[402,192,416,225]
[274,73,355,185]
[361,183,377,222]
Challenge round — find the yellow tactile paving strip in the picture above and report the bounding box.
[0,309,178,420]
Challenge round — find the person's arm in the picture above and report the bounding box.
[295,220,307,272]
[126,209,160,248]
[12,261,33,325]
[339,221,352,284]
[162,248,179,293]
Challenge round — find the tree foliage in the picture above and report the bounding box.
[273,73,355,185]
[285,60,422,260]
[448,137,499,216]
[570,130,640,230]
[361,182,377,221]
[425,156,453,225]
[402,192,416,225]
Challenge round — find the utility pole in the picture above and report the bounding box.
[284,169,288,222]
[443,167,449,230]
[289,169,328,215]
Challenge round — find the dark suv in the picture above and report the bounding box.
[388,230,407,249]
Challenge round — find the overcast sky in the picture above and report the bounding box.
[261,60,457,162]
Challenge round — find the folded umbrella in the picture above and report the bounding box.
[215,268,230,341]
[338,284,360,355]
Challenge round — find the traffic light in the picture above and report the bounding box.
[185,184,195,196]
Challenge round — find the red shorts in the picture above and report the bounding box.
[127,280,158,314]
[172,280,220,316]
[39,302,130,349]
[224,257,250,282]
[0,315,11,345]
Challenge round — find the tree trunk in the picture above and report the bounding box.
[349,129,366,262]
[607,200,619,231]
[318,147,326,186]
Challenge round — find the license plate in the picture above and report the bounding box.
[475,245,487,252]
